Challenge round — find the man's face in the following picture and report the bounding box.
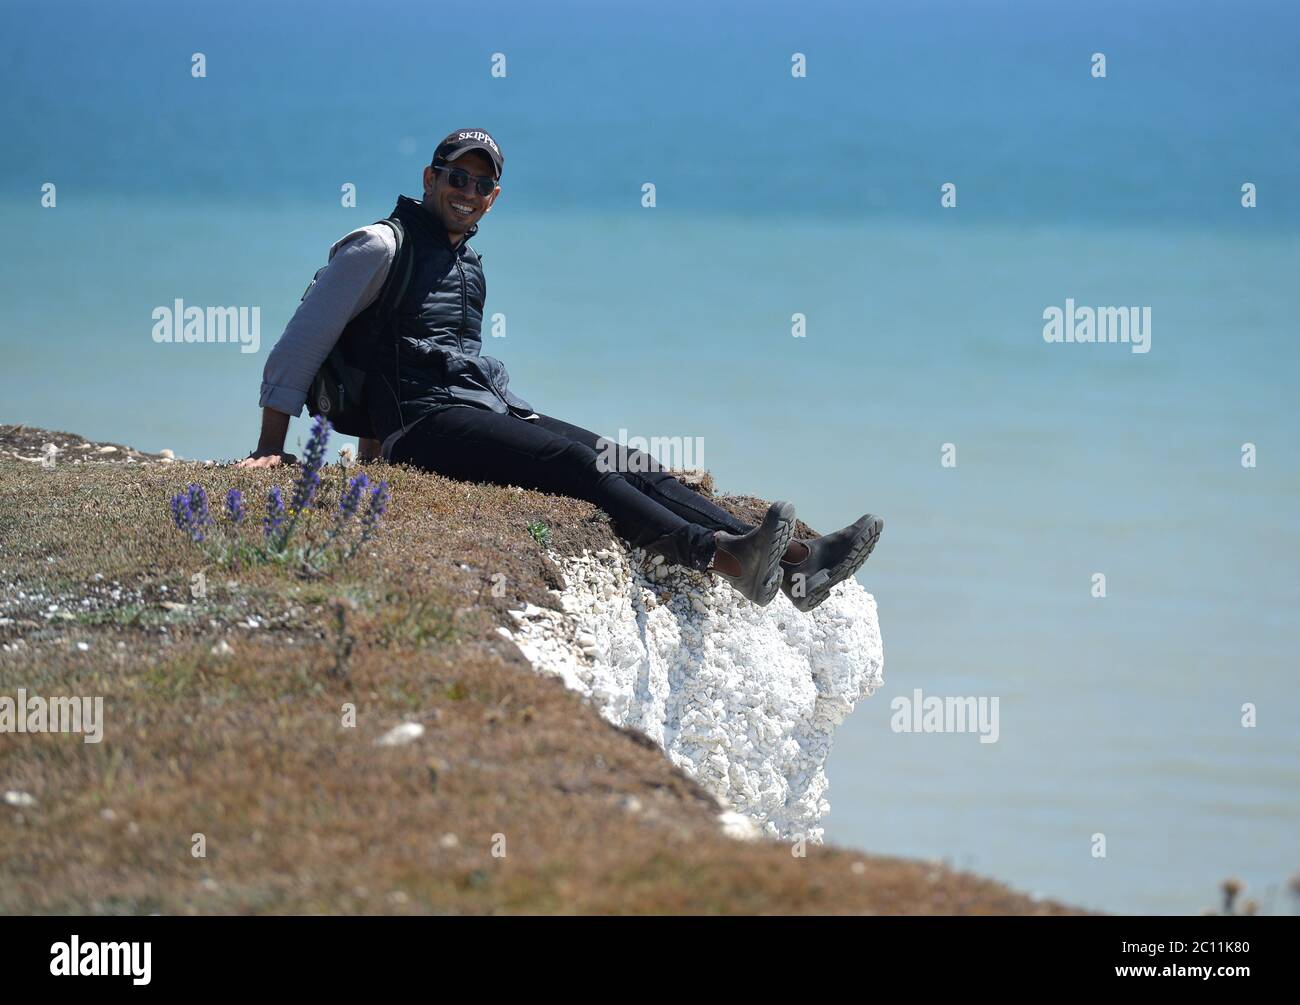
[422,150,500,235]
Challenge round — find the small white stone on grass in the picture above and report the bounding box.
[4,791,37,808]
[375,722,425,747]
[718,810,762,842]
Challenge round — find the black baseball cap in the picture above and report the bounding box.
[432,128,504,179]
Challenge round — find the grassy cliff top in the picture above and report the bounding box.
[0,423,1084,915]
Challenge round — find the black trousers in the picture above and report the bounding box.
[389,406,751,570]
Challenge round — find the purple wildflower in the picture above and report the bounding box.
[225,488,245,524]
[186,484,210,535]
[337,472,370,525]
[343,479,391,560]
[168,484,210,542]
[170,492,191,533]
[365,480,389,524]
[289,416,331,515]
[359,480,390,538]
[264,485,286,542]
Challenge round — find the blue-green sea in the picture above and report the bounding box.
[2,0,1297,914]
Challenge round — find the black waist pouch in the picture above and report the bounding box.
[309,345,373,437]
[305,216,413,440]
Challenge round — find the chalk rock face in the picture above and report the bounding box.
[507,546,884,842]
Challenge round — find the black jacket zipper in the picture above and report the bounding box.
[454,252,468,355]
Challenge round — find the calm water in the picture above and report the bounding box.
[2,0,1297,914]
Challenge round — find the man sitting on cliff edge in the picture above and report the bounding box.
[237,128,882,612]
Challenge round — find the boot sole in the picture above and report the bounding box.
[790,515,883,613]
[751,501,797,607]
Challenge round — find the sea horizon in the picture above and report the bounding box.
[3,0,1298,915]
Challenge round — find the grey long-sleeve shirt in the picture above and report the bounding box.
[259,224,398,418]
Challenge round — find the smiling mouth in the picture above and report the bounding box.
[449,200,477,218]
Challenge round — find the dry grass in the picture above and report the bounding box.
[0,423,1084,915]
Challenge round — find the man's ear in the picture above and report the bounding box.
[422,164,437,196]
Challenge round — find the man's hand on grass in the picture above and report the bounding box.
[238,408,295,468]
[237,450,297,469]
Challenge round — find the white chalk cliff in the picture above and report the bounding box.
[502,544,884,842]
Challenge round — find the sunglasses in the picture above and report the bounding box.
[432,164,497,198]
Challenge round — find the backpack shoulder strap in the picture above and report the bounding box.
[369,217,414,324]
[302,220,410,305]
